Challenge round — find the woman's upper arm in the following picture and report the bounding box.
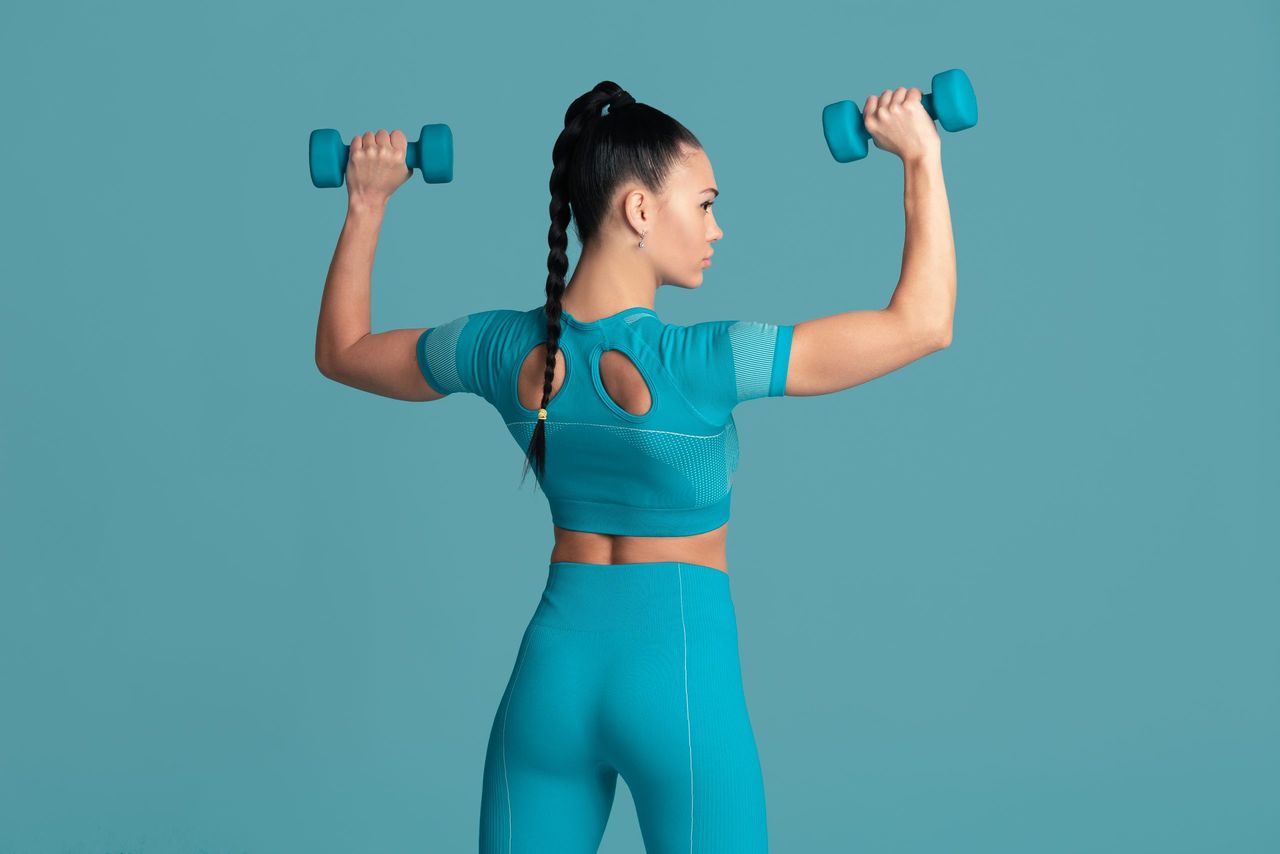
[319,327,447,402]
[785,307,948,397]
[321,309,518,403]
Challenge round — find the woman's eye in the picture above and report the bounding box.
[701,201,715,212]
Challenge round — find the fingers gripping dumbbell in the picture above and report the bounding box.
[822,68,978,163]
[308,123,454,188]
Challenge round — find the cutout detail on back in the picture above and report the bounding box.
[516,341,568,413]
[596,348,652,416]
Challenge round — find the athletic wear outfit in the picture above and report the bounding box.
[416,304,793,852]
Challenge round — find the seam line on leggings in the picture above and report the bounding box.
[678,563,694,853]
[503,628,534,853]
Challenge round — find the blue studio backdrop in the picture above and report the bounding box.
[1,1,1276,852]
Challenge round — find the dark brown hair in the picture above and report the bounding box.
[520,81,702,489]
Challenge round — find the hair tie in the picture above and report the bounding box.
[538,408,547,421]
[606,90,635,112]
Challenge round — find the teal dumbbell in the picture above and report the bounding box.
[822,68,977,163]
[308,123,454,188]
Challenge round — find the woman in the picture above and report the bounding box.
[316,80,954,853]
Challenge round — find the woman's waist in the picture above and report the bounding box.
[550,522,729,574]
[533,557,736,634]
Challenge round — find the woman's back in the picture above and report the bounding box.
[414,303,794,572]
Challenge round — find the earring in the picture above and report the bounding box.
[639,232,647,249]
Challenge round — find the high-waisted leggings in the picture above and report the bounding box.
[478,560,769,853]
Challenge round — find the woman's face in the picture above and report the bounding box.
[611,145,722,289]
[649,146,722,288]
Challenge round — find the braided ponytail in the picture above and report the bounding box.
[520,81,702,490]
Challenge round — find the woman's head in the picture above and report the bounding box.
[564,101,722,291]
[522,81,718,488]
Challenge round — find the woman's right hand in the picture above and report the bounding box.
[863,87,941,162]
[346,129,413,208]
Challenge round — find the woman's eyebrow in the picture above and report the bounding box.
[703,188,719,197]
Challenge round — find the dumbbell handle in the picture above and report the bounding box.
[340,138,427,171]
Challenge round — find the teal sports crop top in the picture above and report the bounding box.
[415,304,793,537]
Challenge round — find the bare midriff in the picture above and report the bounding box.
[549,520,729,574]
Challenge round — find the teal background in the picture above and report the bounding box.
[2,0,1276,851]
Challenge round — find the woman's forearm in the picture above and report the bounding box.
[886,153,956,338]
[316,200,386,370]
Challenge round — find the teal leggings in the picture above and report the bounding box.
[478,560,769,853]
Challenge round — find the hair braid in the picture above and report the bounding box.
[519,81,700,491]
